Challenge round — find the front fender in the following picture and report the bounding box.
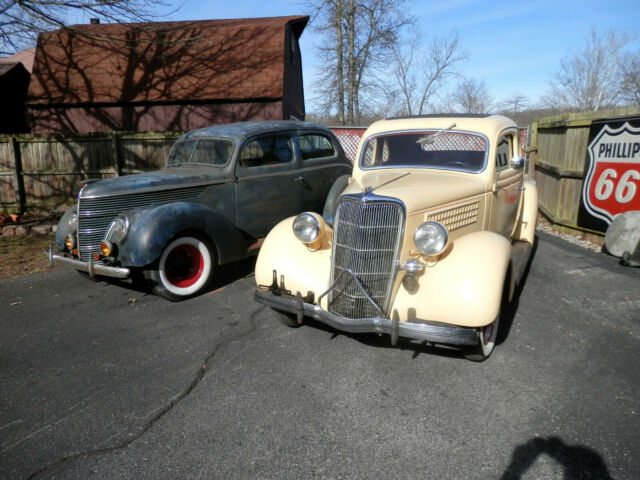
[256,224,511,329]
[393,231,511,327]
[113,202,248,267]
[255,216,333,298]
[55,206,77,250]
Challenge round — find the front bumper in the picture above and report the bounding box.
[254,289,478,346]
[47,245,130,279]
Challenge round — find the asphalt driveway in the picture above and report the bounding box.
[1,231,638,479]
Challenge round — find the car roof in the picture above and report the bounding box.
[365,114,518,138]
[179,121,333,142]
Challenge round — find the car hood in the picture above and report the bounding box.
[80,167,227,198]
[348,170,488,213]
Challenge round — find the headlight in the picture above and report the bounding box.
[110,214,130,242]
[292,213,321,243]
[414,221,448,256]
[68,212,77,231]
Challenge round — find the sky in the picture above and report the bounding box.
[73,0,640,113]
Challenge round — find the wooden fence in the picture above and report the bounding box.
[0,131,181,212]
[0,127,365,213]
[529,106,640,239]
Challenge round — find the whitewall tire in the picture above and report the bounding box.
[151,235,214,301]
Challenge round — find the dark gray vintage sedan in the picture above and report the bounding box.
[49,121,352,300]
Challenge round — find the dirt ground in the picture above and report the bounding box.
[0,234,56,282]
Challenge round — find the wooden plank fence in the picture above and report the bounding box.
[529,106,640,240]
[0,127,366,214]
[0,131,181,212]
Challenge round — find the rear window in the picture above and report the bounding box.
[360,131,488,172]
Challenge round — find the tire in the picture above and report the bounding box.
[149,235,215,301]
[464,315,500,362]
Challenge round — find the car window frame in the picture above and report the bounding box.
[166,136,235,168]
[495,133,514,172]
[358,128,490,174]
[235,132,298,173]
[296,131,338,163]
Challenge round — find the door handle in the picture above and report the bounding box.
[294,176,303,182]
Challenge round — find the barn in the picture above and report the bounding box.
[27,16,308,134]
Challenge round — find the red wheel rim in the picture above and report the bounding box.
[482,323,494,344]
[164,243,204,288]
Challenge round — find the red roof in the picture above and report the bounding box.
[28,16,308,106]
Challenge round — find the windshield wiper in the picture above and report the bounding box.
[417,122,457,145]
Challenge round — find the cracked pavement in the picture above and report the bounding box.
[1,232,639,479]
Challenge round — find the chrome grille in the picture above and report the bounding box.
[329,198,404,318]
[77,186,207,261]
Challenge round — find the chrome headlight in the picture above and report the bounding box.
[68,211,77,231]
[292,213,321,243]
[110,214,130,242]
[414,221,448,256]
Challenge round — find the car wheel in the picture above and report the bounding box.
[150,235,215,301]
[464,315,500,362]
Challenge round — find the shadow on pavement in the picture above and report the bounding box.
[501,436,613,480]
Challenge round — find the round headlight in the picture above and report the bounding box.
[414,221,448,256]
[111,214,130,242]
[68,212,77,231]
[292,213,320,243]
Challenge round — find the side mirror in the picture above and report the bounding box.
[510,155,525,170]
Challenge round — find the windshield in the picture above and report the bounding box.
[167,137,234,166]
[360,131,488,172]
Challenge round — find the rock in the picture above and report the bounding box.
[31,225,52,235]
[2,226,15,237]
[14,226,28,237]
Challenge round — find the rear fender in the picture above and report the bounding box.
[392,231,511,327]
[113,202,248,267]
[513,180,538,244]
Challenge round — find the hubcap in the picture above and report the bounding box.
[164,244,204,288]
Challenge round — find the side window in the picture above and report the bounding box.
[239,135,293,168]
[495,135,512,169]
[299,134,336,161]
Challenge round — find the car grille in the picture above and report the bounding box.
[329,198,404,319]
[77,186,207,261]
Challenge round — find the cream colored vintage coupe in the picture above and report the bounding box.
[254,115,537,360]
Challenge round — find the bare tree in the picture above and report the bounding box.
[499,94,528,117]
[451,78,493,114]
[391,28,466,116]
[310,0,412,125]
[619,51,640,106]
[0,0,168,55]
[543,28,632,112]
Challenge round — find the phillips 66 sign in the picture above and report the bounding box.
[579,119,640,231]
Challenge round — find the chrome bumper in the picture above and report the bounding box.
[47,245,130,279]
[254,289,478,346]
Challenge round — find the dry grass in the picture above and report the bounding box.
[0,235,56,281]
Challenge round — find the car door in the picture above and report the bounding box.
[489,132,524,238]
[234,132,304,238]
[295,131,350,213]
